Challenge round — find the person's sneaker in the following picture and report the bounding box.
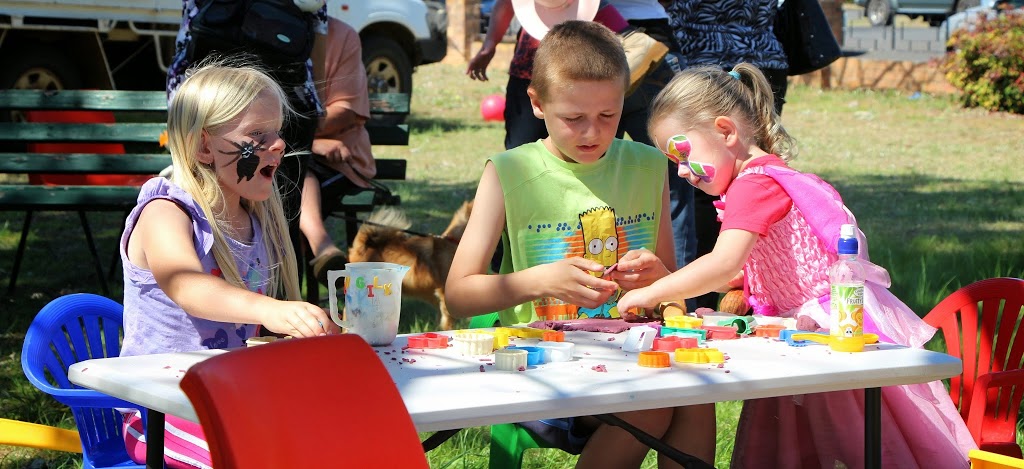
[310,248,348,287]
[621,29,669,96]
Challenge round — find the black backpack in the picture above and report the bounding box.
[188,0,316,66]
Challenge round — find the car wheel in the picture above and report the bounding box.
[361,36,412,126]
[866,0,894,27]
[0,45,81,151]
[955,0,979,12]
[0,46,81,92]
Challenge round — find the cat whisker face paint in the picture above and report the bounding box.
[662,134,716,184]
[218,135,275,183]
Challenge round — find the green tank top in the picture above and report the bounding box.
[490,139,666,326]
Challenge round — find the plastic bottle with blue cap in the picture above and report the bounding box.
[829,224,866,352]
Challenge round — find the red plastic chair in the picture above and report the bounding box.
[179,334,429,469]
[923,277,1024,458]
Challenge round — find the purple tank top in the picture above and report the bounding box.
[119,178,267,356]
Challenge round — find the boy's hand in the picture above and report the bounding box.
[607,248,670,290]
[538,258,618,309]
[261,302,338,338]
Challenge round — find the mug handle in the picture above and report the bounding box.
[327,270,349,329]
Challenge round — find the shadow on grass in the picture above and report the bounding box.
[820,172,1024,310]
[408,115,493,134]
[0,168,1021,467]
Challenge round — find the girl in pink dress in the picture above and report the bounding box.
[616,63,977,468]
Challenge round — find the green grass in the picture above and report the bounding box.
[1,62,1022,468]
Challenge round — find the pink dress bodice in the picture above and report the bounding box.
[744,198,837,318]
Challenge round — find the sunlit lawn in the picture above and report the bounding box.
[1,60,1021,468]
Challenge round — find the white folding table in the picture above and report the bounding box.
[69,330,961,468]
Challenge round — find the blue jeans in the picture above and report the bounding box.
[617,56,698,311]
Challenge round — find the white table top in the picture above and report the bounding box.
[68,331,961,432]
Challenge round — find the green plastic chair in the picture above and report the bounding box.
[468,312,558,469]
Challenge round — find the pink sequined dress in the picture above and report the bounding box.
[729,165,976,469]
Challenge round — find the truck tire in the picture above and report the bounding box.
[866,0,894,27]
[362,36,412,126]
[0,46,82,91]
[0,46,83,143]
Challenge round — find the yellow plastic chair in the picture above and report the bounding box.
[0,418,82,453]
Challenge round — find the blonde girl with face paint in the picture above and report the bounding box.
[118,61,338,468]
[617,63,976,468]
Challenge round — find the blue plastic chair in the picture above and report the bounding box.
[468,312,559,469]
[21,293,145,469]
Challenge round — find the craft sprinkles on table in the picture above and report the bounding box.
[384,313,853,380]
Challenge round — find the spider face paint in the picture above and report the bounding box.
[218,136,268,183]
[662,134,716,184]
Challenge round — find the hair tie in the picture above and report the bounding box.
[728,71,741,80]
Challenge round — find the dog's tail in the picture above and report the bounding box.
[365,206,412,231]
[350,207,414,258]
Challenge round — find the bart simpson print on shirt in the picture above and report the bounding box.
[523,206,658,320]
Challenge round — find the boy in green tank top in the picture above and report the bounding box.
[445,20,715,469]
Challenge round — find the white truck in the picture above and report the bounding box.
[0,0,447,96]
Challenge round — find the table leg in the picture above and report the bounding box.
[865,387,881,469]
[146,409,165,469]
[593,414,713,469]
[421,428,462,452]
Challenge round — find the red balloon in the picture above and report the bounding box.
[480,94,505,122]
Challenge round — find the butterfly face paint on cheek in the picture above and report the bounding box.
[662,134,716,184]
[218,136,267,183]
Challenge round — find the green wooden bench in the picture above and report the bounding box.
[0,89,409,298]
[0,89,169,296]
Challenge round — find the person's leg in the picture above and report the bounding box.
[762,68,789,115]
[659,404,717,468]
[276,111,316,289]
[574,409,672,469]
[614,28,698,310]
[503,75,547,150]
[122,410,211,469]
[668,164,697,311]
[304,160,362,285]
[300,171,335,256]
[692,189,722,310]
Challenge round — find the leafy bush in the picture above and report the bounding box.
[942,11,1024,114]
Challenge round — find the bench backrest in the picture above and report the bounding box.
[0,89,408,209]
[0,90,170,178]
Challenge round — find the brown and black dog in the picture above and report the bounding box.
[347,201,472,330]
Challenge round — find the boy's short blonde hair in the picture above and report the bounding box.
[529,20,629,102]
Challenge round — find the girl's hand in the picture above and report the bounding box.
[261,302,338,338]
[616,288,660,319]
[538,258,619,309]
[608,248,671,290]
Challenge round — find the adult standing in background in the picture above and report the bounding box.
[166,0,329,270]
[467,0,698,284]
[302,16,379,286]
[663,0,789,310]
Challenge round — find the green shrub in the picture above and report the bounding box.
[942,11,1024,114]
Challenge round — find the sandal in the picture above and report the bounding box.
[310,249,348,287]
